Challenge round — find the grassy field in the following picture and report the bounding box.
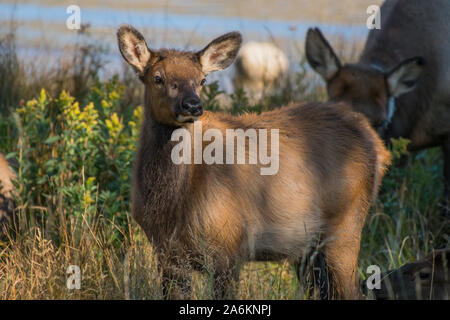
[0,21,448,300]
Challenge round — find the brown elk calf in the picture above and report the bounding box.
[117,25,391,299]
[305,0,450,216]
[365,249,450,300]
[0,153,17,235]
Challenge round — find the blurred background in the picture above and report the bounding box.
[0,0,382,102]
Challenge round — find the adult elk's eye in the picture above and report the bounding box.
[200,78,206,86]
[419,272,430,280]
[154,75,163,84]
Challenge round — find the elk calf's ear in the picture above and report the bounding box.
[197,31,242,74]
[117,25,152,75]
[305,27,341,81]
[387,57,426,97]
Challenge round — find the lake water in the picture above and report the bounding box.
[0,0,378,91]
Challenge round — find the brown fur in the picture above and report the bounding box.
[118,25,391,299]
[367,249,450,300]
[0,153,17,235]
[306,0,450,216]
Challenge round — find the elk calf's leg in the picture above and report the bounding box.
[311,251,332,299]
[324,238,361,299]
[323,205,366,299]
[297,249,333,299]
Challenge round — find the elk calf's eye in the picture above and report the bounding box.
[154,76,163,84]
[201,79,206,86]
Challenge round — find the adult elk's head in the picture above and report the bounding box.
[117,25,242,126]
[305,27,425,135]
[366,249,450,300]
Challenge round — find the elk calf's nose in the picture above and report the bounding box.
[182,97,203,116]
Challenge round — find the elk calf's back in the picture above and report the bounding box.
[117,25,391,299]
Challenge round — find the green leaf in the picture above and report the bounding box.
[45,136,60,144]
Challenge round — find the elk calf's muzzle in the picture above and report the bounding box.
[182,96,203,117]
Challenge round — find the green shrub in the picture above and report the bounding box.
[3,78,142,244]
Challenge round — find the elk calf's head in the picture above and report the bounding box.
[305,27,426,132]
[117,25,242,126]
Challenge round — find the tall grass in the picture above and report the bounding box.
[0,23,141,114]
[0,26,448,300]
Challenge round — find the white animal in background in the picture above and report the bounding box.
[233,41,289,102]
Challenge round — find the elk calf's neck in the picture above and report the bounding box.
[118,25,391,299]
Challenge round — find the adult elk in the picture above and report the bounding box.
[365,249,450,300]
[0,153,17,235]
[305,0,450,216]
[117,25,391,299]
[233,41,289,103]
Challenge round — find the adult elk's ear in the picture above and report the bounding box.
[197,31,242,74]
[117,25,152,76]
[386,57,426,97]
[305,27,341,81]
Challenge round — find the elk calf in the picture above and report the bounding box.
[366,249,450,300]
[0,153,17,235]
[305,0,450,217]
[118,25,391,299]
